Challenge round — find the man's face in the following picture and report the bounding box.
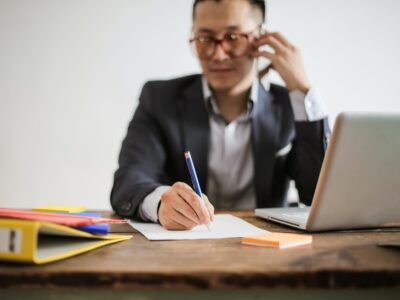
[192,0,261,92]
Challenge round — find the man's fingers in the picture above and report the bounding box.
[255,31,291,47]
[202,194,215,221]
[253,51,286,71]
[264,35,286,54]
[252,50,274,61]
[253,32,310,92]
[254,34,286,54]
[173,182,210,224]
[159,183,213,230]
[161,184,201,224]
[269,32,292,48]
[163,215,190,231]
[169,208,198,230]
[159,201,197,230]
[174,198,201,225]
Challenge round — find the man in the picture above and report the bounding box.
[111,0,330,230]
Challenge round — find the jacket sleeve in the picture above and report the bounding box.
[110,82,167,220]
[286,118,330,206]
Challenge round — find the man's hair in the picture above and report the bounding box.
[192,0,266,21]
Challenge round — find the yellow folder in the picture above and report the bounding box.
[32,205,86,213]
[0,218,131,264]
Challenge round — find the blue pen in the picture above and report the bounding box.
[184,151,211,231]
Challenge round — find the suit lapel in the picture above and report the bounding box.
[252,83,280,207]
[178,76,280,204]
[179,76,210,191]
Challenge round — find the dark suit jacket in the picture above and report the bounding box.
[111,74,330,220]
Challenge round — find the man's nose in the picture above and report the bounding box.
[211,42,229,61]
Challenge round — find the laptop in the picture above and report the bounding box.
[256,112,400,231]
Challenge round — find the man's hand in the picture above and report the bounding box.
[252,31,311,93]
[158,182,214,230]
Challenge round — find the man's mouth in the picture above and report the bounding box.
[209,67,235,73]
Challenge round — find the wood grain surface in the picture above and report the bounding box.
[1,211,399,289]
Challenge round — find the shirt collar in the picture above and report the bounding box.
[201,75,265,120]
[201,75,262,104]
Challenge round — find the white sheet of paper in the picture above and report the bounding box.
[128,214,268,240]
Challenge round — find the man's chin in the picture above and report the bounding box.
[206,77,238,92]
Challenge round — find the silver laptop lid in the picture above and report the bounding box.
[307,112,400,231]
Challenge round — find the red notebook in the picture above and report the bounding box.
[0,208,127,227]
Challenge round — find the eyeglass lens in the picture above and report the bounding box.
[192,34,249,59]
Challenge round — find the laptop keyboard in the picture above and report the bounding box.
[282,211,309,220]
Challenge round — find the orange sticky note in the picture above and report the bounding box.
[241,232,312,249]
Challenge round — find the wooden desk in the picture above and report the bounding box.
[1,211,399,298]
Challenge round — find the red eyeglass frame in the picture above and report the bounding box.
[189,30,257,59]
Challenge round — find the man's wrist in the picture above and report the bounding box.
[139,185,170,222]
[288,81,310,94]
[289,86,327,122]
[298,84,310,95]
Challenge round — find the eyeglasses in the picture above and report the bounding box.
[189,30,257,60]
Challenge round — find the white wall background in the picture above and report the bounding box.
[1,0,399,209]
